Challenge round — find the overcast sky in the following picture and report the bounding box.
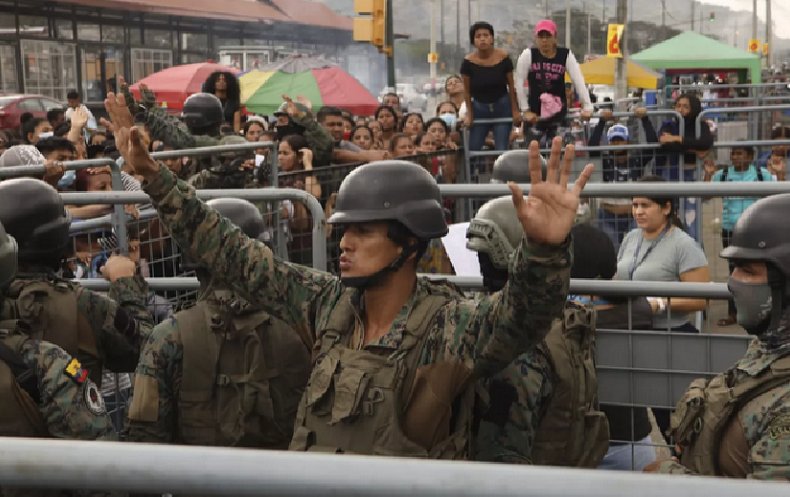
[701,0,790,39]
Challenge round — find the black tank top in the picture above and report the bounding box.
[527,47,570,119]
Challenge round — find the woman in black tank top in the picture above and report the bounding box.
[459,21,521,153]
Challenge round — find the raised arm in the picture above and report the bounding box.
[105,92,335,334]
[514,48,531,112]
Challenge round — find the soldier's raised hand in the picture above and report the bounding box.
[115,126,159,182]
[104,92,135,130]
[509,138,594,246]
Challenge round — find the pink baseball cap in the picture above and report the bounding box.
[534,19,557,36]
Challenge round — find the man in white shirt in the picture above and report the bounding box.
[65,90,98,130]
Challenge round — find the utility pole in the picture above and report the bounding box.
[585,2,591,56]
[614,0,627,102]
[766,0,772,67]
[752,0,758,43]
[440,0,445,48]
[565,1,571,48]
[691,1,695,31]
[430,0,438,81]
[660,0,665,29]
[386,0,395,87]
[456,0,460,71]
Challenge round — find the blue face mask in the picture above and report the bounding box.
[439,113,457,129]
[57,169,76,189]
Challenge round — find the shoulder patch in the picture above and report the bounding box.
[769,414,790,440]
[83,381,106,415]
[64,358,89,384]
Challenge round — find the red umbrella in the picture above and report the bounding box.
[129,62,241,112]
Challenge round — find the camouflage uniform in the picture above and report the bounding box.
[1,270,154,378]
[140,165,571,455]
[658,337,790,479]
[474,344,554,463]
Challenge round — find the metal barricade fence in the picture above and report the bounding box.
[4,438,790,497]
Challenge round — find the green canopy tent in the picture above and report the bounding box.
[632,31,761,84]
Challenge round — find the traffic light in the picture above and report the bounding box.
[353,0,387,51]
[709,12,715,22]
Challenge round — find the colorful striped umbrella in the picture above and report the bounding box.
[240,57,379,116]
[129,62,240,112]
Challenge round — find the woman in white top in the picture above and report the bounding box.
[615,176,710,332]
[514,19,593,139]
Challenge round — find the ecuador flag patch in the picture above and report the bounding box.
[64,358,89,384]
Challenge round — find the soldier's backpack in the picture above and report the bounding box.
[175,297,312,449]
[531,302,610,467]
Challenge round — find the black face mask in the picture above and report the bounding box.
[478,253,508,292]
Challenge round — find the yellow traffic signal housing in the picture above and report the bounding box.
[353,0,386,49]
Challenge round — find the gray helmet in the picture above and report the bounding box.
[466,196,524,270]
[210,135,253,174]
[182,93,223,131]
[328,160,447,239]
[721,194,790,279]
[491,149,546,183]
[206,198,266,240]
[0,178,71,266]
[0,221,17,290]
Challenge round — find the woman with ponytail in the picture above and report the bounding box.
[614,175,710,333]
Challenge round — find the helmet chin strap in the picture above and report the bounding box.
[340,244,418,290]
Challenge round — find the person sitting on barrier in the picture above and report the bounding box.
[107,81,593,458]
[646,193,790,479]
[0,144,67,188]
[461,21,521,153]
[514,19,592,143]
[657,93,713,241]
[125,198,312,451]
[588,107,659,249]
[614,175,710,333]
[704,143,776,327]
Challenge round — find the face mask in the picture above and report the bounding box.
[439,113,457,129]
[728,277,773,335]
[57,169,76,189]
[38,131,54,140]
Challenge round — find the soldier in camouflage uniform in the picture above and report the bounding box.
[467,196,608,466]
[107,89,593,456]
[0,220,117,497]
[0,179,154,386]
[647,193,790,479]
[187,135,258,190]
[125,198,312,448]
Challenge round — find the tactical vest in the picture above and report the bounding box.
[0,326,48,438]
[669,352,790,476]
[290,287,474,458]
[531,302,610,467]
[175,296,312,449]
[4,277,101,384]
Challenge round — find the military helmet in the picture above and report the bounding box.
[720,193,790,279]
[491,149,546,183]
[0,221,17,290]
[466,196,524,270]
[206,198,266,240]
[0,178,71,265]
[328,160,447,239]
[182,93,223,131]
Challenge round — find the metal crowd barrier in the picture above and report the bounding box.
[2,438,789,496]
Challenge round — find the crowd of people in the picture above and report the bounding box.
[0,17,789,494]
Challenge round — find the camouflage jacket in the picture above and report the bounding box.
[142,164,571,385]
[13,335,116,440]
[474,343,554,463]
[291,113,333,169]
[187,169,257,190]
[0,273,154,374]
[658,338,790,479]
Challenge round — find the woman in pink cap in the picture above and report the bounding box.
[514,19,592,141]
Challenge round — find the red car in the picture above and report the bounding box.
[0,94,65,133]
